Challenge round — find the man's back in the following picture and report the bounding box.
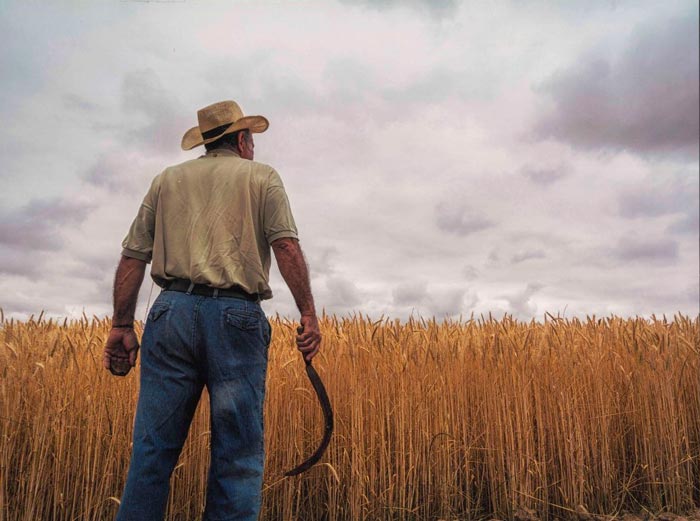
[122,149,298,297]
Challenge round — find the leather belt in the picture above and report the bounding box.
[165,279,260,301]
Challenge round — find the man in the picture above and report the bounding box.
[104,100,321,521]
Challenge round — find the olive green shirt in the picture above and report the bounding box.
[121,149,298,299]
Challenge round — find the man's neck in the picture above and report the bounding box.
[206,145,240,156]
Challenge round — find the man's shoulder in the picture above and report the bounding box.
[164,156,205,173]
[247,160,281,182]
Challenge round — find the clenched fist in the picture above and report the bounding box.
[104,327,140,376]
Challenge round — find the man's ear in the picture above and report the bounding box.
[238,131,247,151]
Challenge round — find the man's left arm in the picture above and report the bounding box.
[113,255,147,325]
[105,174,160,375]
[103,255,147,374]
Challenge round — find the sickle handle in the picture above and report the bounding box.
[297,325,311,366]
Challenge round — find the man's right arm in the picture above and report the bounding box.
[271,237,321,362]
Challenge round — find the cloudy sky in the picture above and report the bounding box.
[1,0,698,322]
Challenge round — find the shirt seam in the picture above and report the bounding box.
[267,230,299,244]
[121,247,152,263]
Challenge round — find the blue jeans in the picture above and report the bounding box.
[116,289,271,521]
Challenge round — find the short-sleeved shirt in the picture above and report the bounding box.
[121,148,298,300]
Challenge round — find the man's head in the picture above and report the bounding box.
[204,128,255,160]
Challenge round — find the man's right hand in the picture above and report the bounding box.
[297,315,322,362]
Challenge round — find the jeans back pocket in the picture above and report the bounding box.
[148,303,170,323]
[225,309,260,331]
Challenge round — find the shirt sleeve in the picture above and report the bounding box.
[263,168,299,244]
[121,174,161,263]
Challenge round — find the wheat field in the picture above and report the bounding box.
[1,310,698,520]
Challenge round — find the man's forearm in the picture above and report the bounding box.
[272,239,316,316]
[112,255,147,324]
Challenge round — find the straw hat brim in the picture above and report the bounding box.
[181,115,269,151]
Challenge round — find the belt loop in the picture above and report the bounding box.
[186,281,195,295]
[213,288,219,299]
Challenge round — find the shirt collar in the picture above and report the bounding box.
[203,148,240,158]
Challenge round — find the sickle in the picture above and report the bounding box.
[285,326,334,476]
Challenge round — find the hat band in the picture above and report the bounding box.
[201,122,233,140]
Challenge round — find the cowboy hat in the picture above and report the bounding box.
[181,100,269,150]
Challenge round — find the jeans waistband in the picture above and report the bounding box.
[165,279,260,302]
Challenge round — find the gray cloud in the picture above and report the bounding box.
[0,197,92,251]
[666,211,699,236]
[62,93,99,112]
[535,11,699,158]
[435,200,495,236]
[617,169,698,238]
[84,159,120,191]
[203,53,320,120]
[687,280,700,306]
[428,287,475,318]
[511,249,546,264]
[393,283,477,318]
[82,152,148,194]
[0,293,47,316]
[384,66,496,105]
[617,173,697,219]
[342,0,459,19]
[393,281,428,306]
[502,283,544,319]
[68,253,119,283]
[521,165,570,186]
[613,236,679,263]
[121,69,189,153]
[307,246,340,278]
[463,264,479,281]
[487,249,500,266]
[324,59,377,105]
[0,4,87,115]
[0,196,95,280]
[0,246,42,278]
[326,276,362,308]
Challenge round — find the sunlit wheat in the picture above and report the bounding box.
[1,309,698,520]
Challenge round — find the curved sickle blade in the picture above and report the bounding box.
[285,332,334,476]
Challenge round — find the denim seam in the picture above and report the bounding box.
[192,296,204,357]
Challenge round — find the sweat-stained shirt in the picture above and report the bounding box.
[120,148,298,300]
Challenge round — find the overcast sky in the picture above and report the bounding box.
[1,0,698,322]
